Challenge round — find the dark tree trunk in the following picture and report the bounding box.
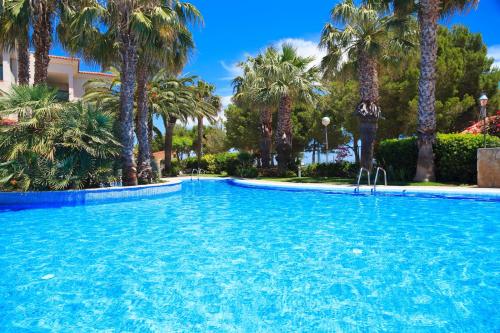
[32,0,53,84]
[148,116,153,151]
[275,95,292,173]
[119,30,138,186]
[196,115,203,169]
[260,107,273,168]
[17,34,30,85]
[414,0,439,182]
[312,141,316,164]
[359,120,378,170]
[163,115,177,176]
[356,51,380,171]
[136,64,153,184]
[353,135,360,165]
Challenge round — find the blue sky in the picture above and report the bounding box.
[63,0,500,110]
[181,0,500,109]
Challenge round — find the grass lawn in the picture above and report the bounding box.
[257,177,474,187]
[171,173,474,187]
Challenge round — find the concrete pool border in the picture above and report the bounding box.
[0,180,182,209]
[225,178,500,200]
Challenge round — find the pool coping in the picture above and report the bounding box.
[169,177,500,200]
[0,180,182,209]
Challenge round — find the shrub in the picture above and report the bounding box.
[302,162,358,178]
[435,133,499,183]
[181,152,254,176]
[376,134,500,183]
[237,166,258,178]
[375,137,418,181]
[0,88,120,191]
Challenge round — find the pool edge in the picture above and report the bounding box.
[0,180,183,209]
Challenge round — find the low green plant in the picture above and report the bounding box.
[376,133,500,183]
[0,85,121,191]
[302,162,357,178]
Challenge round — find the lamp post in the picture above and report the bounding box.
[322,116,331,163]
[479,94,488,148]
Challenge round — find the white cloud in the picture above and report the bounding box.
[220,37,326,80]
[272,38,327,68]
[220,61,243,80]
[221,95,233,111]
[488,44,500,69]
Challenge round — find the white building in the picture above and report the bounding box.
[0,50,114,101]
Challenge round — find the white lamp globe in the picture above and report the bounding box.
[479,94,488,107]
[322,116,331,127]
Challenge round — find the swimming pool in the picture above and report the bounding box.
[0,180,498,331]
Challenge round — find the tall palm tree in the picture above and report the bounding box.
[59,0,187,186]
[149,73,202,175]
[257,45,321,172]
[134,1,200,183]
[30,0,59,84]
[192,80,220,167]
[388,0,478,181]
[233,54,275,168]
[0,0,31,84]
[320,0,415,171]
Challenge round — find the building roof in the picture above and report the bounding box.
[48,54,115,78]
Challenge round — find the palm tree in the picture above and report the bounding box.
[59,0,186,186]
[0,0,31,84]
[0,85,120,191]
[134,2,200,183]
[192,80,220,168]
[149,73,201,175]
[233,54,275,168]
[30,0,59,84]
[320,0,415,171]
[256,45,321,172]
[388,0,478,181]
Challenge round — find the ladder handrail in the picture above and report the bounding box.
[373,167,387,192]
[356,167,371,192]
[190,168,206,181]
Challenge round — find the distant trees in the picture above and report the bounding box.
[320,0,416,170]
[224,24,499,172]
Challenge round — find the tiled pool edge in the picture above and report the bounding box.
[228,178,500,201]
[0,180,182,209]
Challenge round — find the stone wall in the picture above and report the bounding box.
[477,148,500,188]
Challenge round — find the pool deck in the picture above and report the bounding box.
[167,176,500,199]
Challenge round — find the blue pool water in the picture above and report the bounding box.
[0,180,499,332]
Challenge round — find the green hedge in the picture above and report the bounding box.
[375,133,500,183]
[302,162,358,178]
[183,152,256,177]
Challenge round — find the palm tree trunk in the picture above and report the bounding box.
[136,64,152,184]
[260,106,273,168]
[119,32,138,186]
[163,115,177,176]
[17,34,30,85]
[414,0,439,182]
[312,141,316,164]
[353,135,360,165]
[356,51,380,171]
[196,115,203,168]
[275,95,292,173]
[32,0,53,84]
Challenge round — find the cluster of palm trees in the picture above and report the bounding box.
[233,45,322,172]
[320,0,478,181]
[0,0,220,186]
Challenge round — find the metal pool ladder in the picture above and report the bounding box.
[191,168,206,181]
[373,167,387,192]
[355,167,371,192]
